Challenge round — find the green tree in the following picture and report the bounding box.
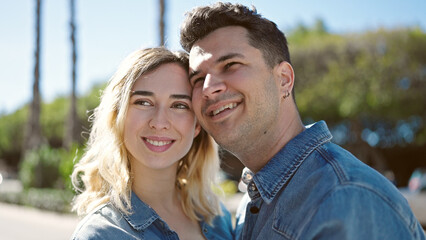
[290,24,426,178]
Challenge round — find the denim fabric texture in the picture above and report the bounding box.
[235,121,425,240]
[71,192,234,240]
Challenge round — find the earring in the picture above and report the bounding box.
[283,91,290,99]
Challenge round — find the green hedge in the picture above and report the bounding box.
[0,188,74,213]
[19,144,83,190]
[1,144,84,213]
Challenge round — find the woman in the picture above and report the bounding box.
[71,47,233,239]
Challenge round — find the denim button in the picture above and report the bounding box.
[249,182,257,191]
[250,206,259,214]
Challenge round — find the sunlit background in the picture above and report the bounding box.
[0,0,425,239]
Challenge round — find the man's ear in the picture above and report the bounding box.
[275,61,295,98]
[194,122,201,139]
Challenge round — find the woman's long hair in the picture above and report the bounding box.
[71,47,221,224]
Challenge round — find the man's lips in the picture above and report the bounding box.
[205,101,240,117]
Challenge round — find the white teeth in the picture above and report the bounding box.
[212,103,237,116]
[146,139,172,146]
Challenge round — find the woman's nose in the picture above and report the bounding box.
[148,108,171,130]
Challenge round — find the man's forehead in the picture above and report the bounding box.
[189,45,213,69]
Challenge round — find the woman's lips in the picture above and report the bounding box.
[143,137,175,152]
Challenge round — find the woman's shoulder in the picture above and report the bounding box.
[70,203,133,240]
[203,202,234,240]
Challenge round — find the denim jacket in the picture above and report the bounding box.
[71,192,234,240]
[235,121,425,240]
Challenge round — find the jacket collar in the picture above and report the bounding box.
[252,121,332,204]
[122,192,160,231]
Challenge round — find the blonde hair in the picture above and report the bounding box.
[71,47,221,224]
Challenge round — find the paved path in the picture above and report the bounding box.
[0,192,243,240]
[0,192,424,239]
[0,202,79,240]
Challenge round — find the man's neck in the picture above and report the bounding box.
[237,111,305,173]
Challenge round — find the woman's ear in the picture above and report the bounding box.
[275,61,295,98]
[193,122,201,139]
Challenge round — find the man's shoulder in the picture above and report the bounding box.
[272,142,423,239]
[315,142,396,188]
[273,141,407,219]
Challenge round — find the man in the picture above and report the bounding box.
[180,2,425,240]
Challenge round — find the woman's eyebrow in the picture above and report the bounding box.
[131,90,190,100]
[130,90,153,96]
[170,94,191,100]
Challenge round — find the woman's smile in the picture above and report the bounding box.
[143,136,175,152]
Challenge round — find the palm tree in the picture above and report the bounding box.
[159,0,165,46]
[23,0,44,156]
[63,0,80,149]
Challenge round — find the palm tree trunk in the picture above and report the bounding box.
[63,0,80,149]
[159,0,165,46]
[23,0,44,156]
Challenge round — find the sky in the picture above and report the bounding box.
[1,0,425,115]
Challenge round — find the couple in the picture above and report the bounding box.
[71,3,425,240]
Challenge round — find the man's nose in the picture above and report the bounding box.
[202,73,226,99]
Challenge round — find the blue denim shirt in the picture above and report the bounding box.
[71,192,234,240]
[235,121,425,240]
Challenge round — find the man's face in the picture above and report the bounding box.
[188,26,282,153]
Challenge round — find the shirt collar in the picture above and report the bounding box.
[122,192,160,231]
[248,121,332,204]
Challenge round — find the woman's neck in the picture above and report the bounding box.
[131,163,180,211]
[130,161,205,239]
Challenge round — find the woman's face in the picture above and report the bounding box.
[124,63,200,172]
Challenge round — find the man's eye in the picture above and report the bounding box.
[224,62,239,70]
[172,102,190,109]
[192,77,205,87]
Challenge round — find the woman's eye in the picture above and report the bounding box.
[172,102,190,109]
[134,100,152,106]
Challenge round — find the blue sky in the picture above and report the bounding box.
[1,0,425,114]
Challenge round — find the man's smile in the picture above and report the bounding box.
[211,102,238,116]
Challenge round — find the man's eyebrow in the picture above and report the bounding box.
[189,70,199,81]
[189,53,245,81]
[216,53,245,63]
[131,90,153,96]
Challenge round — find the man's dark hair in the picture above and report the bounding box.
[180,2,291,67]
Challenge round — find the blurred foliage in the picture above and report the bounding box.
[289,22,426,148]
[41,83,104,147]
[59,144,84,190]
[213,179,239,197]
[0,188,74,213]
[0,107,27,165]
[19,144,84,190]
[219,180,238,195]
[0,82,104,170]
[0,23,425,190]
[19,144,63,189]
